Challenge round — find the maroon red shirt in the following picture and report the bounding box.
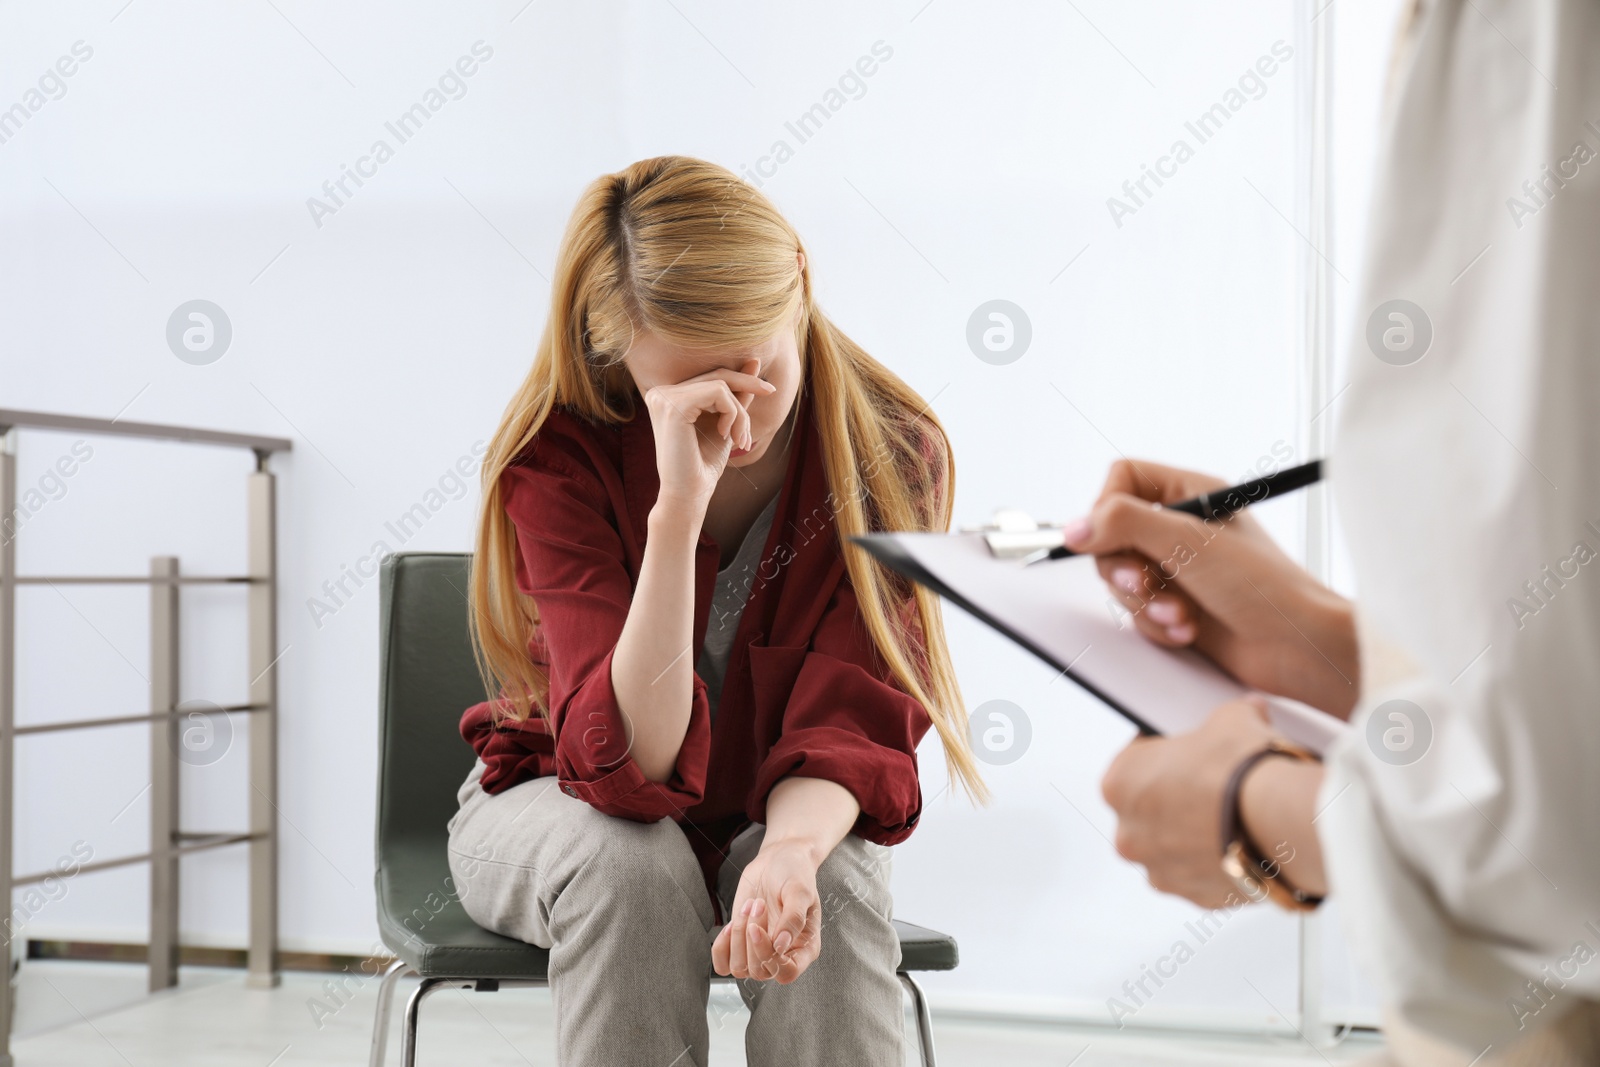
[458,388,934,895]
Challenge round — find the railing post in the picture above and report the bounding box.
[0,415,287,1018]
[246,457,280,987]
[149,556,180,991]
[0,426,18,1067]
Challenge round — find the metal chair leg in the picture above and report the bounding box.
[368,959,414,1067]
[385,968,928,1065]
[899,972,937,1067]
[400,976,456,1067]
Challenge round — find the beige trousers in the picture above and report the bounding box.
[445,759,905,1067]
[1354,1000,1600,1067]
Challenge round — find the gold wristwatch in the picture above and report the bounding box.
[1219,737,1324,912]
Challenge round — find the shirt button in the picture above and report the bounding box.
[561,784,578,797]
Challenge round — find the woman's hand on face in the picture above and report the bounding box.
[642,358,775,513]
[711,838,822,985]
[1065,459,1360,718]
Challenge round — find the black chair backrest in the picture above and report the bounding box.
[376,552,489,852]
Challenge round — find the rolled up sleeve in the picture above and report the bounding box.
[503,445,710,821]
[747,578,932,844]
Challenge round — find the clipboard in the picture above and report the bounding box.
[850,523,1347,756]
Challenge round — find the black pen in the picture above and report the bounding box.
[1023,459,1324,565]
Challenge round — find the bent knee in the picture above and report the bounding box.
[574,816,704,909]
[446,779,700,903]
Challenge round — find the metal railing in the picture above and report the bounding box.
[0,408,291,1066]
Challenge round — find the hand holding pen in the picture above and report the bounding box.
[1052,458,1359,719]
[1025,460,1325,563]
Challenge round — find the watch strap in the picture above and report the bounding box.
[1219,737,1324,910]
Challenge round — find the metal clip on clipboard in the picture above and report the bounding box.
[958,509,1067,560]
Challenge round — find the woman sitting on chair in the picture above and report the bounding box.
[448,155,983,1067]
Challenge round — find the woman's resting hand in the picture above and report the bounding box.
[712,837,824,984]
[713,776,860,984]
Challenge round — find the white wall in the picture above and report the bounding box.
[0,0,1398,1033]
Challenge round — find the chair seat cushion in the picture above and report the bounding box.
[891,918,959,972]
[376,837,958,978]
[377,836,551,979]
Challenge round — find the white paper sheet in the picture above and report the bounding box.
[875,531,1348,755]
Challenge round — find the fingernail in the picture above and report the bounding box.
[774,932,791,952]
[1166,623,1196,643]
[1145,599,1179,625]
[741,900,753,917]
[1112,567,1141,595]
[1061,516,1091,548]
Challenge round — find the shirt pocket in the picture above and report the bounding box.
[745,640,810,732]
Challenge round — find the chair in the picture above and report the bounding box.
[370,551,958,1066]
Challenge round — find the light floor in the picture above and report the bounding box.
[9,959,1384,1066]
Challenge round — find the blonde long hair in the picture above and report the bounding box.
[468,156,986,802]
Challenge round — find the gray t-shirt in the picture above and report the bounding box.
[696,493,780,723]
